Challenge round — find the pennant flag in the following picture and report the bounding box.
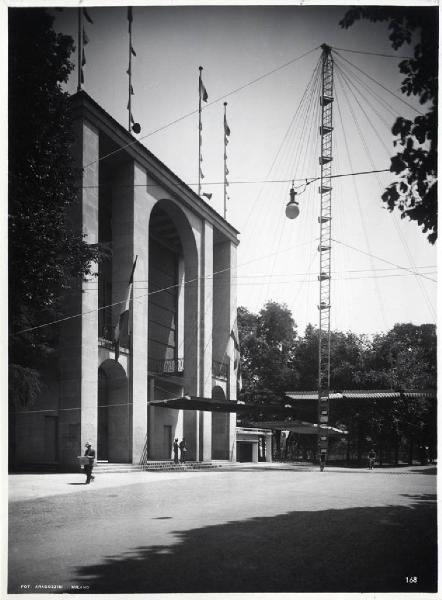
[199,76,208,102]
[82,49,86,66]
[225,136,229,145]
[81,69,84,84]
[130,45,137,57]
[202,192,212,200]
[83,29,89,45]
[114,257,137,361]
[225,167,229,176]
[200,168,205,180]
[224,115,231,137]
[83,8,93,24]
[130,84,134,95]
[230,319,243,391]
[130,111,135,124]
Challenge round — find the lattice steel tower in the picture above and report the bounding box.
[317,44,334,468]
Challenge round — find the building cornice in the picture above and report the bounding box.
[70,91,240,245]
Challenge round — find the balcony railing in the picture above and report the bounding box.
[212,360,229,380]
[98,336,129,355]
[149,357,184,376]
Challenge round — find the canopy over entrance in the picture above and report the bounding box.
[246,420,347,436]
[148,395,238,412]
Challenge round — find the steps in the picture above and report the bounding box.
[93,461,222,474]
[93,463,144,474]
[142,461,221,472]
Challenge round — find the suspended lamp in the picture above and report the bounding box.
[285,185,300,219]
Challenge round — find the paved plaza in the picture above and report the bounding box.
[8,463,437,594]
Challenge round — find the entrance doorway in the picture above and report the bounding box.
[97,360,130,463]
[163,425,172,460]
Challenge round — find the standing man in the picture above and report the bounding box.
[179,438,187,464]
[173,438,179,464]
[84,442,96,484]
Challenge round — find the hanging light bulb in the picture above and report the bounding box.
[285,184,300,219]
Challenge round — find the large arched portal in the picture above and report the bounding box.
[98,360,130,462]
[147,201,199,460]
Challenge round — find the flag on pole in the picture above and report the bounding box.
[83,8,93,24]
[224,114,231,137]
[114,257,138,361]
[199,73,208,102]
[230,319,243,391]
[130,45,137,57]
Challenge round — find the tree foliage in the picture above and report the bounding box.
[9,8,100,405]
[340,6,438,243]
[238,302,298,403]
[237,300,436,462]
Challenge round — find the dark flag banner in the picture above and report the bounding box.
[83,8,93,24]
[199,74,209,102]
[114,257,138,361]
[78,7,93,90]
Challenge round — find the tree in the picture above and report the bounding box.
[340,6,438,243]
[9,8,100,406]
[237,302,298,404]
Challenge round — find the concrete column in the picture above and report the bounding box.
[228,241,238,402]
[229,413,237,462]
[132,163,149,463]
[199,220,213,461]
[80,121,99,454]
[252,441,259,463]
[228,242,238,461]
[182,215,202,461]
[265,433,273,462]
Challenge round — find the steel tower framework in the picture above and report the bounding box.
[317,44,334,467]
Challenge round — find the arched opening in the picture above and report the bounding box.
[147,200,199,460]
[212,386,230,460]
[98,360,130,462]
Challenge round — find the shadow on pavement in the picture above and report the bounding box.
[73,492,437,594]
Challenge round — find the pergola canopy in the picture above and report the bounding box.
[246,420,347,436]
[148,396,238,412]
[285,390,436,401]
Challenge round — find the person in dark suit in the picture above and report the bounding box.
[179,438,187,463]
[84,442,96,484]
[173,438,179,464]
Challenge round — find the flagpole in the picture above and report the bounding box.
[128,255,137,463]
[198,66,203,197]
[223,102,228,219]
[77,7,83,92]
[128,9,132,132]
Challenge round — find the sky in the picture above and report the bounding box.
[51,2,437,337]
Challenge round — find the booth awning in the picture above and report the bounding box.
[148,396,238,412]
[246,420,347,436]
[285,389,436,401]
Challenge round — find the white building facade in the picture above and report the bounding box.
[13,92,240,470]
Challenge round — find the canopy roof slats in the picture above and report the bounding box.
[149,396,238,412]
[246,420,347,435]
[285,390,436,401]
